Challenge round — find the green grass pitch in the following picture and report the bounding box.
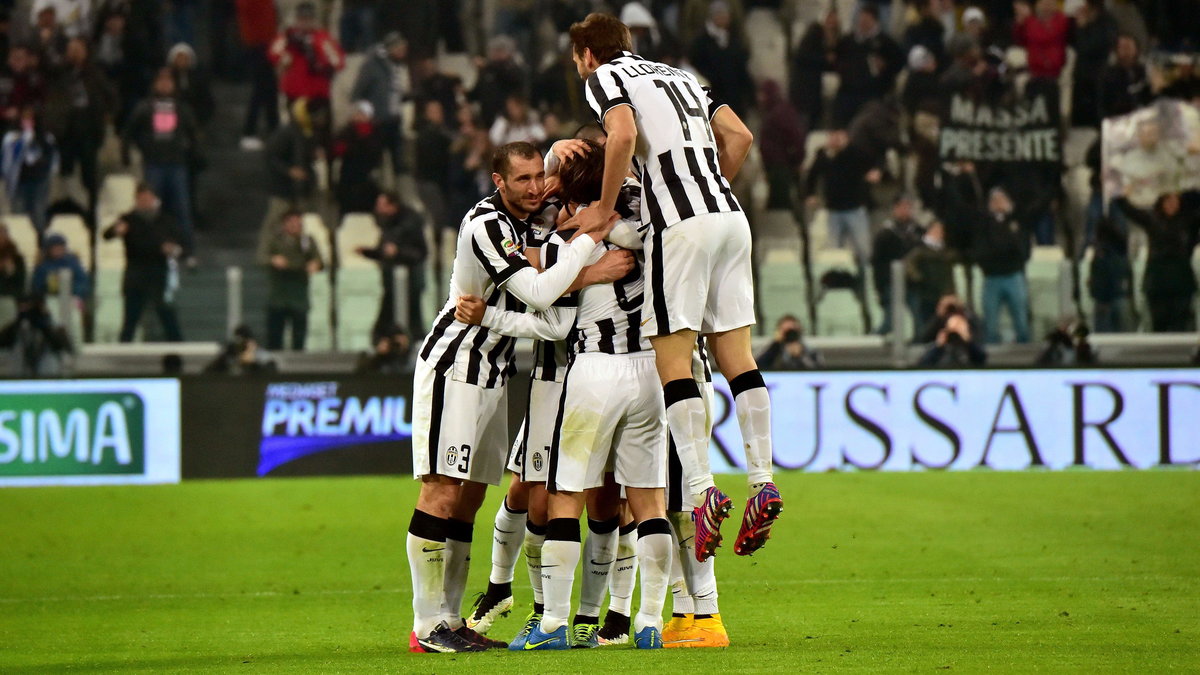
[1,471,1196,672]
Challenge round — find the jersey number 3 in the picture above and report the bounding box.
[654,79,713,143]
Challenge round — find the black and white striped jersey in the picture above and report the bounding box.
[564,179,653,356]
[584,50,741,231]
[524,204,571,384]
[418,192,596,388]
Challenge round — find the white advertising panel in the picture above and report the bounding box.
[709,370,1200,472]
[0,379,181,487]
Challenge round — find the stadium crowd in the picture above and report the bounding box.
[0,0,1196,367]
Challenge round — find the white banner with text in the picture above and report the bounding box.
[709,369,1200,472]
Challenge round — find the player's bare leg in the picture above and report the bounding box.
[706,325,783,556]
[625,486,673,649]
[651,329,731,561]
[408,476,485,652]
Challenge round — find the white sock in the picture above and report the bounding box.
[406,510,447,637]
[633,518,673,634]
[524,522,546,606]
[731,371,774,486]
[540,519,581,633]
[608,522,639,617]
[668,538,693,616]
[669,510,715,616]
[664,379,716,499]
[441,519,473,629]
[489,498,527,585]
[579,517,619,618]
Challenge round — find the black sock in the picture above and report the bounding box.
[573,613,599,626]
[485,581,511,599]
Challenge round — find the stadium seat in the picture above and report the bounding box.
[306,270,333,351]
[803,132,829,174]
[94,173,135,270]
[1063,127,1097,169]
[302,213,333,266]
[811,248,866,336]
[90,177,135,345]
[330,53,367,131]
[1193,246,1200,324]
[335,213,382,350]
[1027,245,1066,337]
[438,53,478,90]
[1077,248,1095,324]
[746,9,788,90]
[3,214,39,267]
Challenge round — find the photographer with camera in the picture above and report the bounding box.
[355,324,412,375]
[1036,319,1098,366]
[269,2,344,146]
[204,324,277,375]
[757,314,823,370]
[0,293,71,376]
[916,293,987,367]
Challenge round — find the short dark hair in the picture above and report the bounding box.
[135,181,155,196]
[858,2,880,21]
[572,122,607,143]
[280,209,303,223]
[557,139,605,205]
[570,13,632,64]
[377,190,401,207]
[491,142,542,179]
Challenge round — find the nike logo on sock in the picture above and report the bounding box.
[615,555,635,562]
[590,559,614,566]
[495,528,516,534]
[540,564,559,569]
[421,546,445,553]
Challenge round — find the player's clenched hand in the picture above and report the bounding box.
[455,295,487,325]
[588,249,635,284]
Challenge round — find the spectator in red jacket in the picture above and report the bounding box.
[269,2,343,145]
[1012,0,1070,80]
[236,0,279,149]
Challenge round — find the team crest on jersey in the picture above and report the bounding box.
[501,237,521,257]
[532,451,544,472]
[446,446,458,467]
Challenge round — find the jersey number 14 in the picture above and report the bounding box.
[654,79,714,144]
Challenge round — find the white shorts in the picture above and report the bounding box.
[506,378,564,482]
[549,352,667,493]
[411,359,509,485]
[644,211,756,337]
